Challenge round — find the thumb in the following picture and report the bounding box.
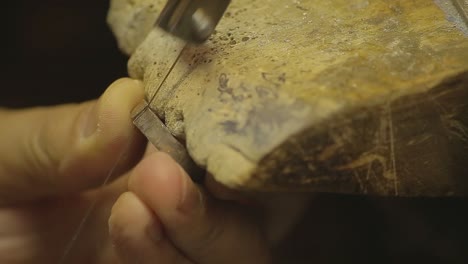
[111,152,271,264]
[0,78,146,204]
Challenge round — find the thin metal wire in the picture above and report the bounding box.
[59,43,188,263]
[133,44,188,121]
[58,139,131,264]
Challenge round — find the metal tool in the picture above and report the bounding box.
[132,102,205,182]
[131,0,230,181]
[157,0,231,43]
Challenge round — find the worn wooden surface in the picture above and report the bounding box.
[108,0,468,196]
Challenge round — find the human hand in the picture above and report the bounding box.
[0,78,146,263]
[108,149,311,264]
[0,78,310,264]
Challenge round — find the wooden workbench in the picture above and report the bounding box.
[108,0,468,196]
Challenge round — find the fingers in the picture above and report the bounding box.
[109,192,193,264]
[126,152,271,264]
[0,78,146,203]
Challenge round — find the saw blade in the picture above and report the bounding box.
[131,43,204,183]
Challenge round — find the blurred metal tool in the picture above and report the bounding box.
[157,0,231,43]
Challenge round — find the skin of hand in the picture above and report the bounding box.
[0,78,309,264]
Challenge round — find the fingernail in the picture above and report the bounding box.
[177,166,203,214]
[81,102,99,138]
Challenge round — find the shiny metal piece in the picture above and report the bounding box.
[131,43,201,182]
[157,0,231,43]
[130,36,200,180]
[132,102,205,182]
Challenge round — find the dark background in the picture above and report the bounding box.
[1,1,467,263]
[0,0,127,107]
[276,195,468,264]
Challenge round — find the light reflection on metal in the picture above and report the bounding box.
[156,0,231,43]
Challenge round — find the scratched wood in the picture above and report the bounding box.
[108,0,468,196]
